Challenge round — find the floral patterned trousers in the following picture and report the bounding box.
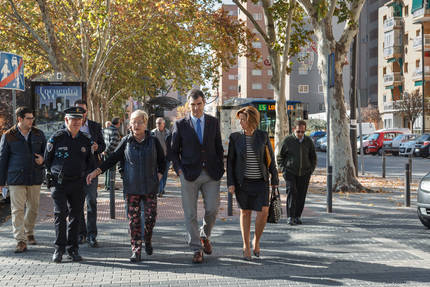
[126,194,157,254]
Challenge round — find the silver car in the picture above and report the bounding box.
[418,173,430,228]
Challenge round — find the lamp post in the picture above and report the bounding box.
[422,23,426,134]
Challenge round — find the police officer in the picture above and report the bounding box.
[44,107,95,263]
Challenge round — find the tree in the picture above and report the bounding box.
[361,104,381,130]
[297,0,367,192]
[307,118,327,132]
[0,0,257,122]
[394,90,423,131]
[231,0,312,155]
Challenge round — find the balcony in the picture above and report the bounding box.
[412,2,430,23]
[412,66,430,81]
[384,46,402,60]
[384,72,403,86]
[413,34,430,50]
[383,17,404,32]
[384,101,402,112]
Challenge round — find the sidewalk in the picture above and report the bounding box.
[0,169,429,286]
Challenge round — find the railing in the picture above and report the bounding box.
[384,46,402,58]
[384,72,403,84]
[413,66,430,79]
[413,35,430,49]
[383,17,403,31]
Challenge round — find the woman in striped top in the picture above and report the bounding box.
[227,106,279,261]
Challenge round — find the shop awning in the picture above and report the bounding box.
[412,0,424,13]
[415,80,423,86]
[385,85,394,90]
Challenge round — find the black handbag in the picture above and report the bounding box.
[267,187,282,223]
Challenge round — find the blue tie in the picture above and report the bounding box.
[196,118,203,144]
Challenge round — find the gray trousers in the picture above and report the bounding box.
[179,170,220,252]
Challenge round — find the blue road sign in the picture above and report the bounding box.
[0,52,25,91]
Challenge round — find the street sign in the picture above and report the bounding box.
[0,52,25,91]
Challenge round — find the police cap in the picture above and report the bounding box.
[64,107,85,119]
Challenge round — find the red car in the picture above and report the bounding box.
[366,130,406,155]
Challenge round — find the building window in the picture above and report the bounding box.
[383,67,386,75]
[228,85,236,91]
[252,42,262,49]
[228,74,236,80]
[417,59,420,68]
[405,5,409,16]
[318,85,324,94]
[383,95,386,102]
[299,67,308,75]
[252,83,262,90]
[404,33,408,46]
[252,69,262,76]
[417,30,421,37]
[383,15,387,22]
[252,13,262,20]
[319,103,325,111]
[404,62,408,73]
[267,69,272,76]
[267,83,274,90]
[298,85,309,93]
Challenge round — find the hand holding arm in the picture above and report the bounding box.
[86,168,101,185]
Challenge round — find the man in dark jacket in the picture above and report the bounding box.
[171,89,224,264]
[103,117,121,192]
[277,120,317,226]
[0,107,46,253]
[74,100,106,247]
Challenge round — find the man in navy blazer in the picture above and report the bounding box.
[74,100,106,248]
[171,89,224,264]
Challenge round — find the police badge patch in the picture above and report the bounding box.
[81,147,86,153]
[47,143,53,152]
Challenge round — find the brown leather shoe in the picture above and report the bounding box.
[192,250,203,264]
[15,241,27,253]
[27,235,37,245]
[200,237,212,255]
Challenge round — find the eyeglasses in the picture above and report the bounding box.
[24,117,35,120]
[295,131,305,134]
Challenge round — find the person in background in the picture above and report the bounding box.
[74,100,106,248]
[171,89,224,264]
[86,110,165,263]
[103,117,121,192]
[0,107,46,253]
[277,120,317,226]
[105,121,112,129]
[227,106,278,260]
[151,117,170,197]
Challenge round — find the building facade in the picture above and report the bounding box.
[378,0,430,131]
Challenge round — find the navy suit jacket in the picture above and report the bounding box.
[171,114,224,182]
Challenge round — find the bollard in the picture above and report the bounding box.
[408,154,412,182]
[382,148,386,178]
[109,173,115,219]
[227,191,233,216]
[405,163,410,207]
[327,165,333,213]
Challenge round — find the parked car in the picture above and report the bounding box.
[310,131,326,144]
[383,134,417,155]
[320,140,327,152]
[315,135,327,151]
[399,138,418,156]
[366,130,406,155]
[417,172,430,228]
[414,134,430,157]
[357,134,370,154]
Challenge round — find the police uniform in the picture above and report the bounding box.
[44,107,95,263]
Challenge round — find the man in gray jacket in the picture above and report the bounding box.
[151,117,170,197]
[277,120,317,226]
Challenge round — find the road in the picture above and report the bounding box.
[317,151,430,179]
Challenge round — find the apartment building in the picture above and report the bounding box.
[379,0,430,131]
[358,0,390,107]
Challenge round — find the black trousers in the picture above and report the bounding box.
[283,173,311,219]
[51,179,85,252]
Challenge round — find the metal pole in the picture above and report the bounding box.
[408,154,412,183]
[357,90,365,175]
[422,23,426,134]
[405,163,410,207]
[350,36,358,176]
[109,171,115,219]
[12,90,17,125]
[327,165,333,213]
[382,148,386,178]
[227,192,233,216]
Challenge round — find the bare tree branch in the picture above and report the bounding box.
[232,0,270,44]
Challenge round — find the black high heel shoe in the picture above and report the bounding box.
[253,249,260,257]
[242,249,252,261]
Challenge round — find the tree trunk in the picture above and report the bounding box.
[315,28,369,193]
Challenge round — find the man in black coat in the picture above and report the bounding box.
[0,107,46,253]
[171,89,224,264]
[74,100,106,247]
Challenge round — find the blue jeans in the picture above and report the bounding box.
[79,177,98,239]
[158,161,170,194]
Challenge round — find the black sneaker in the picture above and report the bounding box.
[78,235,86,245]
[67,248,83,262]
[52,250,63,263]
[88,237,98,248]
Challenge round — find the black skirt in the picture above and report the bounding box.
[235,178,269,211]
